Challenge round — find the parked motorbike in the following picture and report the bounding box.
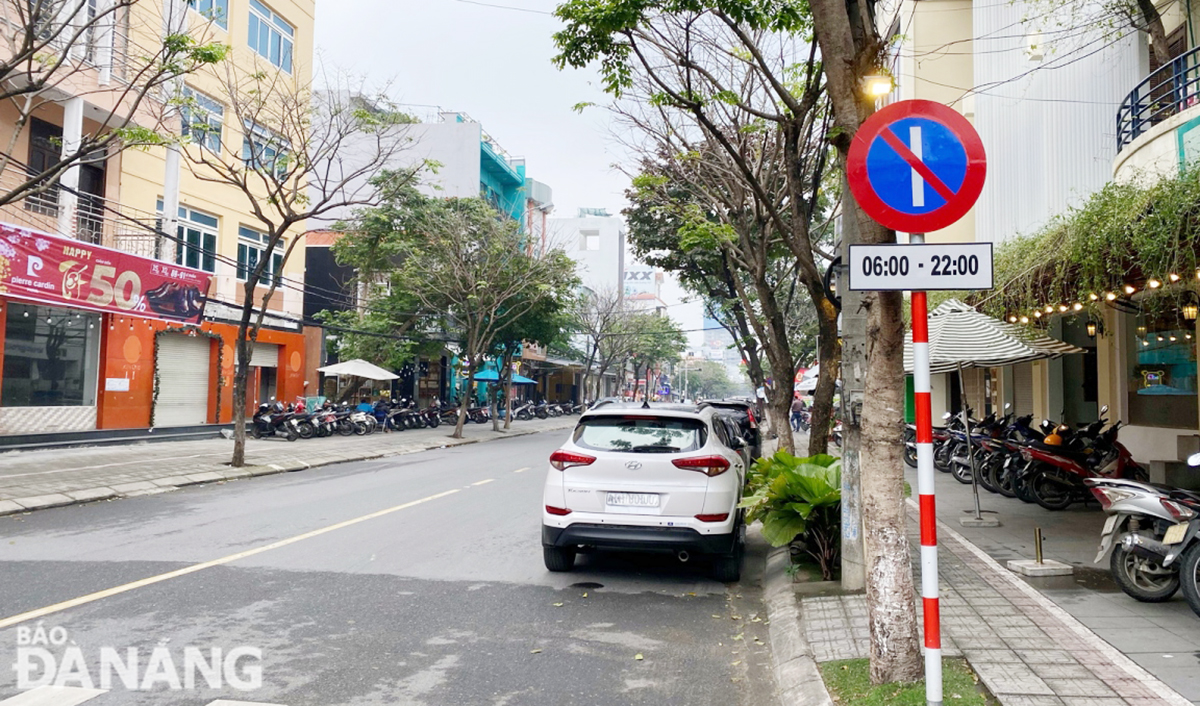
[511,400,535,421]
[251,401,299,441]
[1087,463,1200,609]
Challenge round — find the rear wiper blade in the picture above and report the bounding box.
[630,444,680,453]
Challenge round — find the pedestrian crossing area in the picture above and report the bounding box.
[0,687,285,705]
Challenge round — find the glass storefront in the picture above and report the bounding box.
[1124,310,1198,429]
[2,303,101,407]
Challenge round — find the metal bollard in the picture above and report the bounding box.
[1034,527,1044,564]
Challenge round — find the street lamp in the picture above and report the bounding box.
[862,74,894,98]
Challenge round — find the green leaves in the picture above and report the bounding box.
[741,451,840,547]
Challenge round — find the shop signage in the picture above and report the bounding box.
[0,222,211,324]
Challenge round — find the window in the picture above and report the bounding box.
[572,416,706,453]
[1124,311,1198,429]
[237,226,283,285]
[247,0,293,73]
[188,0,228,28]
[180,87,223,151]
[581,230,600,251]
[2,304,100,408]
[156,201,218,273]
[242,121,289,176]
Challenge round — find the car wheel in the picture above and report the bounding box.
[712,524,745,582]
[543,546,576,572]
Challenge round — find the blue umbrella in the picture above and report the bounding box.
[473,370,537,384]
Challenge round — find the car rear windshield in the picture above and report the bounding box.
[573,416,707,453]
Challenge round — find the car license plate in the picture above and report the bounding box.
[606,492,660,508]
[1102,514,1118,535]
[1164,522,1189,545]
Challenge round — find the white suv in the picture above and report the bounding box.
[541,403,749,581]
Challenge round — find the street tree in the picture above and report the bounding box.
[807,0,923,683]
[573,286,627,400]
[394,197,578,438]
[622,311,686,400]
[181,73,422,467]
[0,0,227,207]
[553,1,841,456]
[674,359,734,400]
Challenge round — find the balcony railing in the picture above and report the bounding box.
[1117,45,1200,152]
[0,161,165,259]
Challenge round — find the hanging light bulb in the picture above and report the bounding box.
[22,311,28,317]
[1149,279,1162,289]
[1034,311,1042,318]
[1008,316,1018,323]
[1142,340,1149,346]
[1105,292,1118,301]
[1089,293,1100,301]
[1157,335,1164,342]
[1045,305,1054,313]
[1073,303,1083,311]
[1170,335,1178,342]
[1086,320,1098,338]
[1020,316,1030,324]
[1170,273,1181,283]
[1058,305,1069,312]
[1125,284,1137,295]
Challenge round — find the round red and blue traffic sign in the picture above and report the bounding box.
[847,100,986,233]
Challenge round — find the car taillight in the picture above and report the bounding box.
[672,455,731,476]
[545,505,572,516]
[549,450,596,471]
[695,513,730,522]
[1160,498,1198,521]
[1089,486,1133,511]
[747,409,757,428]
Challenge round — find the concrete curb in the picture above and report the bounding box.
[761,542,834,706]
[0,421,571,519]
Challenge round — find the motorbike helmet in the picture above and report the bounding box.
[273,401,285,414]
[1043,432,1063,446]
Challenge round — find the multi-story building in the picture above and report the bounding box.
[889,0,1200,476]
[0,0,313,435]
[550,208,626,295]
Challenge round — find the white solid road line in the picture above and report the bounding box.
[0,488,462,631]
[0,687,106,706]
[0,687,288,705]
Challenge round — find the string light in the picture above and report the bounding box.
[1124,284,1137,295]
[1089,293,1099,301]
[1170,335,1177,342]
[1170,273,1181,283]
[1045,305,1055,313]
[1008,316,1018,323]
[1106,292,1118,301]
[1072,303,1083,311]
[1148,279,1162,289]
[1058,304,1069,312]
[1034,311,1042,318]
[1020,316,1029,324]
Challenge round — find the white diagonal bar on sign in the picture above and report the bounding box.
[910,125,924,208]
[0,686,107,706]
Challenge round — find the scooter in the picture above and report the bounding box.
[251,401,299,441]
[1087,461,1200,609]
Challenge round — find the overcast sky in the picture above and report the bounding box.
[313,0,630,218]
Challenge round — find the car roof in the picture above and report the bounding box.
[580,402,711,421]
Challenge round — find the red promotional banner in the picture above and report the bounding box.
[0,221,212,324]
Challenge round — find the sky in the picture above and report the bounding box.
[312,0,630,217]
[313,0,709,351]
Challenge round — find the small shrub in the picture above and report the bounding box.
[740,451,841,580]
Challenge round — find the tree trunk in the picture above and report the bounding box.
[807,297,841,457]
[1136,0,1172,66]
[752,278,797,455]
[453,358,471,439]
[231,334,251,467]
[503,352,515,431]
[861,288,922,684]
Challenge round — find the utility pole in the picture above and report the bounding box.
[839,178,867,592]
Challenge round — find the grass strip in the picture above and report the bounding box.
[820,658,992,705]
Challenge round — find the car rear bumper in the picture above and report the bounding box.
[542,523,737,555]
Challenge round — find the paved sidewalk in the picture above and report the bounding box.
[0,416,576,516]
[799,503,1194,706]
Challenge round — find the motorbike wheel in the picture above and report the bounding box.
[286,428,299,442]
[337,420,355,436]
[993,461,1017,498]
[978,457,1002,494]
[950,445,973,485]
[250,425,263,440]
[297,421,315,440]
[427,415,440,428]
[1110,542,1180,602]
[1030,471,1074,510]
[903,444,918,469]
[353,421,369,435]
[933,443,953,472]
[517,410,531,421]
[1013,472,1037,503]
[1179,542,1200,618]
[317,424,332,438]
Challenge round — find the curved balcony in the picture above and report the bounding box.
[1117,45,1200,153]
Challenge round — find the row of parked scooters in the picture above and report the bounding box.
[906,403,1200,617]
[251,398,585,441]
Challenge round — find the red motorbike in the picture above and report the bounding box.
[1017,410,1147,510]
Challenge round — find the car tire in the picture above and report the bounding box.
[543,546,576,572]
[712,540,744,583]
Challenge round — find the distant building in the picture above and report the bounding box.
[550,208,625,295]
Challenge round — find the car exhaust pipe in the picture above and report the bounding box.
[677,551,690,563]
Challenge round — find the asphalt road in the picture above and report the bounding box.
[0,430,776,705]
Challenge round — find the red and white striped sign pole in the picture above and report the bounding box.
[909,232,941,706]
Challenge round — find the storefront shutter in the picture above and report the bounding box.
[249,342,279,367]
[1013,363,1034,417]
[154,333,212,427]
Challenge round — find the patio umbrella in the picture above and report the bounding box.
[317,359,399,381]
[902,299,1086,522]
[474,370,536,384]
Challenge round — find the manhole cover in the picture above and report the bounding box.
[569,582,604,589]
